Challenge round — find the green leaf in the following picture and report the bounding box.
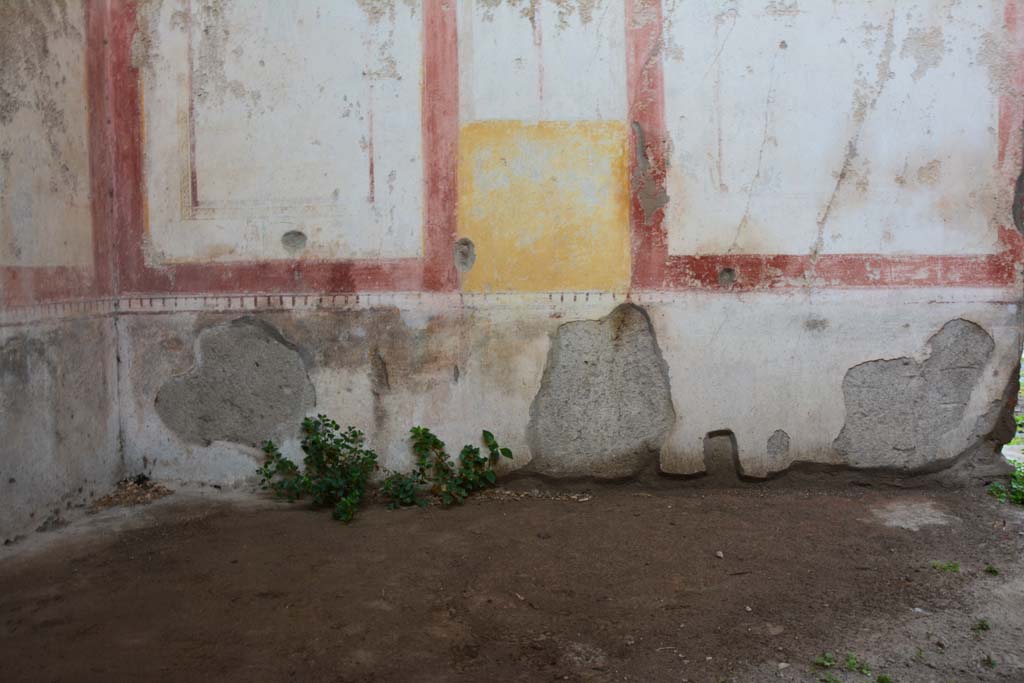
[500,447,513,459]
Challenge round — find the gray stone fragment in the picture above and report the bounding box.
[833,319,994,470]
[156,317,315,447]
[527,304,675,478]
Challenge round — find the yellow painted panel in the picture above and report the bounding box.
[458,120,631,292]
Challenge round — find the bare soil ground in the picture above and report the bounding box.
[1,479,1023,683]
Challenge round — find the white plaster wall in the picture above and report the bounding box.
[0,0,93,269]
[662,0,1012,256]
[649,288,1023,477]
[138,0,424,264]
[458,0,627,122]
[0,316,122,541]
[117,288,1021,485]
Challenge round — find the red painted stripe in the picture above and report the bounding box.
[661,230,1022,290]
[626,0,669,290]
[87,0,115,298]
[0,266,97,307]
[186,0,199,208]
[421,0,459,292]
[367,88,375,205]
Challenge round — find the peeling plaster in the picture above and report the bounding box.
[155,317,315,447]
[900,26,945,81]
[833,319,994,471]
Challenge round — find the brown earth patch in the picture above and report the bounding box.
[1,483,1022,682]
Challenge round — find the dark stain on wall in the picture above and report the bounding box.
[453,237,476,273]
[703,429,741,483]
[1,318,119,541]
[369,347,390,430]
[767,428,791,462]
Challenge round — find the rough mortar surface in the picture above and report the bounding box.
[834,319,994,470]
[527,304,675,478]
[155,317,315,447]
[766,429,791,469]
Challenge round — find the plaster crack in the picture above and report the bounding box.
[728,54,777,253]
[700,9,738,83]
[809,10,895,265]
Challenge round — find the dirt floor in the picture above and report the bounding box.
[1,478,1023,683]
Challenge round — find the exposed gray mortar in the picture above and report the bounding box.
[926,356,1017,486]
[766,429,791,470]
[526,304,675,479]
[155,317,315,447]
[833,319,1001,473]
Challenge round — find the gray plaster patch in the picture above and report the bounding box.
[767,429,790,464]
[870,501,959,531]
[527,304,675,478]
[155,317,315,447]
[631,121,670,225]
[833,319,994,470]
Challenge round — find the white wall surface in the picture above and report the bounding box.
[116,288,1022,484]
[662,0,1011,256]
[458,0,626,122]
[0,0,93,269]
[139,0,424,264]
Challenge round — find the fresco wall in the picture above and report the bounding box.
[0,1,121,541]
[3,0,1024,538]
[114,0,1023,486]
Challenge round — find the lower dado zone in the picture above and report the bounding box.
[3,287,1020,541]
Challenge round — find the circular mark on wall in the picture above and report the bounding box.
[717,267,736,287]
[454,238,476,273]
[281,230,308,254]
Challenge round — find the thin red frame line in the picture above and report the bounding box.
[110,0,457,296]
[625,0,1023,291]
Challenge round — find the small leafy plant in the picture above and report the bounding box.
[987,459,1024,505]
[972,618,990,633]
[984,564,1000,576]
[813,652,837,669]
[1009,413,1024,446]
[379,468,427,509]
[381,427,513,508]
[257,415,378,521]
[845,653,871,675]
[876,675,893,683]
[930,560,960,573]
[258,416,513,520]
